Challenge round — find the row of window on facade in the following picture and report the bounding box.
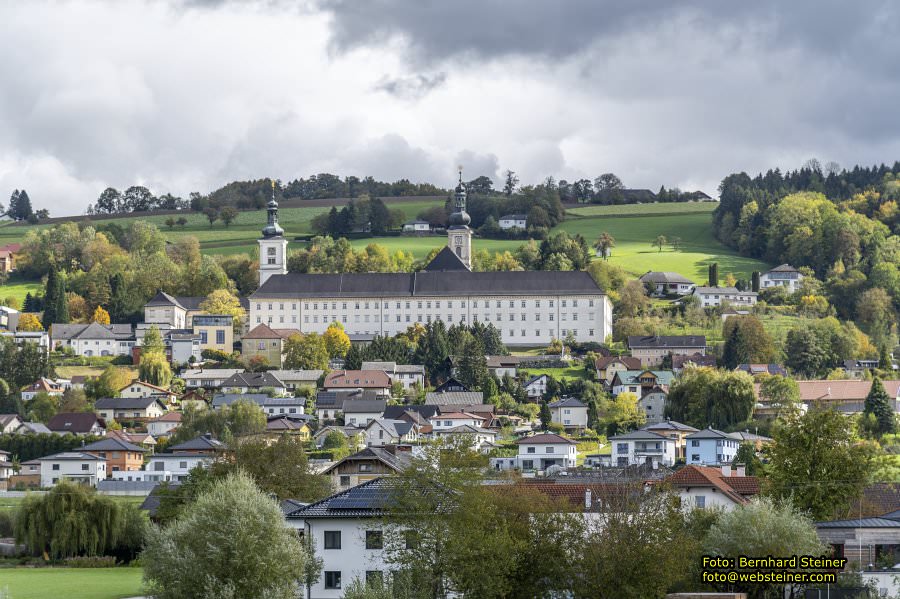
[257,311,594,328]
[256,298,596,312]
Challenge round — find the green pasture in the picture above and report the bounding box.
[565,201,717,217]
[0,567,144,599]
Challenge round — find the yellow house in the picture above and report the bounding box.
[192,315,234,354]
[241,324,299,367]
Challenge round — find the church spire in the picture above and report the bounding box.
[449,165,470,227]
[261,179,284,238]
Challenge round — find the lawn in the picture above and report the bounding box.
[564,201,718,217]
[518,364,590,383]
[0,274,42,307]
[0,567,144,599]
[0,495,144,515]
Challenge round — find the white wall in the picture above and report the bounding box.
[551,406,588,428]
[686,437,739,465]
[146,455,211,481]
[304,518,390,599]
[41,459,106,487]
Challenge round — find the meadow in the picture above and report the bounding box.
[0,567,144,599]
[0,494,145,515]
[0,199,770,304]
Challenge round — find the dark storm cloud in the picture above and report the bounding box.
[374,72,448,100]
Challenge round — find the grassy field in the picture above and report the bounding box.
[0,495,145,515]
[53,365,139,379]
[0,274,43,306]
[0,567,144,599]
[565,201,718,217]
[518,364,590,383]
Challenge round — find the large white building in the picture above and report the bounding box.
[250,173,613,347]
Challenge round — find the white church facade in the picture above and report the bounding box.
[250,174,613,347]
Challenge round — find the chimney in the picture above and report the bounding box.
[735,463,746,477]
[584,488,592,510]
[721,464,731,477]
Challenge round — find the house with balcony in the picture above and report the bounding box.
[606,429,676,467]
[760,264,803,293]
[687,286,758,308]
[82,437,146,477]
[192,314,234,354]
[181,368,243,389]
[324,370,393,398]
[364,419,419,447]
[490,433,577,471]
[639,271,696,297]
[627,335,707,367]
[685,427,741,466]
[641,420,699,460]
[39,451,107,487]
[321,447,411,492]
[667,464,760,510]
[95,397,167,423]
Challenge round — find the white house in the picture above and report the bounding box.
[637,387,669,425]
[0,414,24,434]
[268,369,324,391]
[364,419,418,447]
[360,362,425,391]
[144,453,213,482]
[498,214,527,229]
[39,451,107,487]
[427,411,486,431]
[343,400,388,428]
[524,374,549,399]
[688,287,757,308]
[118,380,177,404]
[666,464,759,510]
[431,424,497,450]
[607,430,676,467]
[211,393,306,418]
[20,377,67,401]
[402,219,431,232]
[94,397,167,422]
[181,368,243,389]
[548,397,589,431]
[760,264,803,293]
[147,412,182,438]
[50,323,135,357]
[639,271,696,296]
[490,433,577,471]
[686,427,741,466]
[285,478,453,598]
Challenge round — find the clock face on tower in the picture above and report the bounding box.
[454,236,461,246]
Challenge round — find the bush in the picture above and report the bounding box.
[0,511,14,537]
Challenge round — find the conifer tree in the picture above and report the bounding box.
[863,376,896,436]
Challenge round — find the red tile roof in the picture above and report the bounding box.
[665,465,759,504]
[243,324,299,340]
[516,433,576,445]
[595,356,641,371]
[325,370,391,389]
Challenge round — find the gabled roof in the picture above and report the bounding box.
[525,374,548,386]
[425,391,484,405]
[766,263,800,273]
[222,371,286,388]
[430,411,485,421]
[316,389,380,409]
[609,430,673,442]
[46,412,103,433]
[639,271,695,285]
[181,368,243,379]
[95,397,167,411]
[612,370,676,387]
[548,397,586,409]
[145,290,184,309]
[790,380,900,402]
[642,420,699,433]
[38,451,105,462]
[423,246,470,272]
[0,414,23,428]
[285,477,453,519]
[367,418,415,438]
[499,213,528,220]
[383,405,439,420]
[210,393,276,408]
[324,370,391,389]
[816,517,900,529]
[119,379,172,394]
[82,437,146,453]
[595,355,642,371]
[434,377,469,393]
[672,354,717,369]
[242,324,299,339]
[735,363,787,377]
[685,427,738,440]
[149,411,183,423]
[169,435,226,452]
[342,399,388,414]
[665,465,760,504]
[267,369,324,382]
[627,335,706,349]
[51,323,133,341]
[22,377,64,393]
[266,417,311,431]
[322,447,410,476]
[516,433,576,445]
[692,286,757,296]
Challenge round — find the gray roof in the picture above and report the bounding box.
[285,477,453,519]
[609,430,672,442]
[383,405,439,420]
[642,420,699,433]
[693,286,757,296]
[369,418,414,438]
[267,369,324,382]
[82,437,146,453]
[500,214,527,220]
[211,393,302,408]
[627,335,706,349]
[342,400,387,414]
[252,270,605,299]
[425,391,484,405]
[222,372,285,388]
[685,427,738,440]
[360,361,425,375]
[316,389,379,409]
[51,323,133,341]
[767,263,799,273]
[322,447,410,476]
[169,435,225,452]
[639,271,695,284]
[18,422,51,434]
[39,451,105,462]
[423,246,470,272]
[95,397,166,410]
[548,397,586,409]
[181,368,243,379]
[145,291,184,309]
[816,517,900,529]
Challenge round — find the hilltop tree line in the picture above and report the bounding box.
[2,189,48,222]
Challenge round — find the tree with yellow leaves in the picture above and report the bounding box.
[200,289,245,333]
[323,322,351,358]
[17,313,44,332]
[90,305,111,325]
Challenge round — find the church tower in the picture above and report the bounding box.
[447,167,472,270]
[258,180,288,286]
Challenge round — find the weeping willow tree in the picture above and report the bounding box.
[14,481,134,559]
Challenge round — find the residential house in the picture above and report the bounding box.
[816,511,900,571]
[135,324,199,365]
[382,404,439,422]
[241,324,300,367]
[627,335,707,367]
[211,393,305,417]
[50,323,135,357]
[0,305,18,331]
[321,447,411,492]
[610,370,675,397]
[360,362,425,391]
[685,427,740,466]
[315,390,380,423]
[342,400,388,428]
[666,464,759,510]
[0,329,50,353]
[192,314,234,354]
[431,424,497,450]
[594,355,642,384]
[147,412,183,438]
[15,421,51,435]
[735,363,788,377]
[364,418,419,447]
[688,286,758,308]
[9,459,40,489]
[760,264,803,293]
[491,433,577,471]
[221,371,287,395]
[178,389,209,411]
[39,452,107,487]
[46,412,105,436]
[498,214,528,229]
[0,243,21,274]
[781,380,900,414]
[20,377,66,401]
[524,374,549,399]
[720,307,751,321]
[671,353,717,373]
[181,368,243,389]
[82,437,146,477]
[0,449,12,482]
[402,219,431,232]
[144,434,225,481]
[284,478,453,598]
[263,416,313,441]
[94,397,167,422]
[267,369,324,392]
[486,355,521,379]
[324,370,393,398]
[433,377,469,393]
[428,411,485,431]
[641,420,699,460]
[548,397,589,431]
[607,430,676,467]
[639,271,696,296]
[424,391,484,406]
[118,380,177,405]
[843,359,881,380]
[639,386,669,424]
[107,430,157,452]
[143,292,239,329]
[314,425,366,450]
[730,430,773,450]
[0,414,24,434]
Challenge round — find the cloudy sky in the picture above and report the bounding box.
[2,1,899,216]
